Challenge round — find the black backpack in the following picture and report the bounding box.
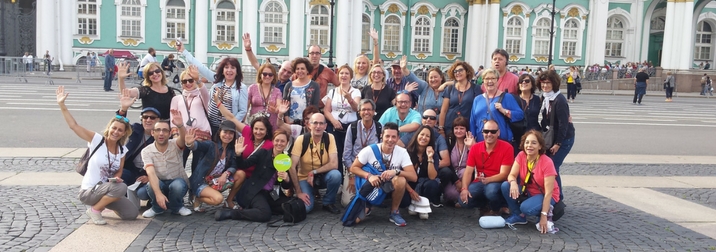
[349,121,382,146]
[296,132,331,159]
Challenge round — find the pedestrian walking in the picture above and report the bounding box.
[706,77,714,96]
[633,68,649,105]
[663,71,675,102]
[44,50,52,75]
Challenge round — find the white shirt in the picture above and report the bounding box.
[139,54,157,68]
[356,144,412,172]
[81,133,129,190]
[321,87,361,124]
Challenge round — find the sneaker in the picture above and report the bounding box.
[408,210,417,216]
[85,208,106,225]
[142,208,163,218]
[419,213,429,220]
[389,210,407,227]
[176,207,193,216]
[505,214,528,225]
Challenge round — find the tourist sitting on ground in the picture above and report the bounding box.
[439,117,475,207]
[404,126,441,214]
[348,122,417,227]
[378,92,421,138]
[57,86,137,225]
[141,113,193,217]
[501,130,561,233]
[397,109,450,171]
[341,99,383,206]
[459,120,513,216]
[185,120,241,212]
[214,130,294,222]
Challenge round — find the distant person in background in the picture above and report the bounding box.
[104,49,116,92]
[44,50,52,74]
[664,71,675,102]
[161,54,176,74]
[701,73,707,95]
[705,62,711,70]
[138,48,157,79]
[633,68,649,105]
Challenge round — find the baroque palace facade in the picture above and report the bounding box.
[33,0,716,71]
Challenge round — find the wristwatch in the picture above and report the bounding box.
[541,211,548,216]
[312,170,318,175]
[395,169,401,176]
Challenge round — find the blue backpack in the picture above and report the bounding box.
[341,144,389,226]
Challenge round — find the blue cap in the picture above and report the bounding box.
[140,107,161,117]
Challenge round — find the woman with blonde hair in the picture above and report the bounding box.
[247,63,282,129]
[170,65,212,171]
[351,29,380,90]
[118,62,176,120]
[361,64,396,120]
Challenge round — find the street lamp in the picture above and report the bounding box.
[326,0,335,69]
[547,0,556,66]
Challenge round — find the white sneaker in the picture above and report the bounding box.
[419,213,429,220]
[142,208,163,218]
[177,207,193,216]
[85,208,106,225]
[408,210,417,216]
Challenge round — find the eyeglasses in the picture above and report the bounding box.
[371,71,383,75]
[422,115,436,120]
[261,72,275,77]
[308,52,321,56]
[115,115,129,123]
[141,115,158,120]
[310,121,326,125]
[153,128,171,133]
[520,79,531,84]
[396,100,410,104]
[181,79,195,84]
[484,77,497,81]
[149,69,162,75]
[482,129,498,135]
[453,68,465,74]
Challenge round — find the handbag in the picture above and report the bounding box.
[543,103,556,149]
[497,93,527,140]
[76,137,105,175]
[267,198,307,227]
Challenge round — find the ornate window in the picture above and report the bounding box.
[379,1,407,55]
[439,3,465,59]
[561,19,579,56]
[442,18,459,53]
[383,15,401,52]
[119,0,142,38]
[413,16,431,53]
[505,17,522,55]
[77,0,98,36]
[215,1,236,42]
[605,16,625,57]
[361,14,371,52]
[309,5,330,48]
[695,21,713,60]
[533,18,551,56]
[260,0,288,47]
[164,0,187,41]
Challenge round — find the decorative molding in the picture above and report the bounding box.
[386,52,396,58]
[416,53,427,60]
[78,36,94,45]
[308,0,329,6]
[211,0,241,50]
[379,0,407,55]
[115,0,147,46]
[509,55,519,62]
[410,2,438,59]
[439,3,465,60]
[535,56,548,63]
[121,38,140,47]
[216,42,235,50]
[559,4,588,20]
[445,54,456,60]
[265,44,280,52]
[259,0,288,50]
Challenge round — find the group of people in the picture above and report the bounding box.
[60,31,575,232]
[21,50,53,74]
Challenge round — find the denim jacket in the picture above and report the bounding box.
[189,140,236,193]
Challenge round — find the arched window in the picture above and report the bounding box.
[263,1,284,44]
[310,5,330,48]
[695,21,713,60]
[215,0,236,42]
[165,0,186,39]
[383,15,401,52]
[561,19,579,56]
[413,16,431,53]
[77,0,98,36]
[361,14,371,51]
[533,18,550,55]
[442,18,459,53]
[505,17,522,55]
[605,16,625,57]
[120,0,142,37]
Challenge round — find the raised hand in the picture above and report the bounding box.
[185,128,197,146]
[213,88,224,105]
[117,62,130,79]
[405,82,418,92]
[188,65,199,80]
[170,109,183,127]
[267,98,279,114]
[242,33,252,50]
[370,28,379,42]
[464,131,475,148]
[119,88,137,109]
[278,99,290,115]
[56,86,68,104]
[426,146,434,158]
[400,55,408,69]
[176,40,184,52]
[234,136,247,155]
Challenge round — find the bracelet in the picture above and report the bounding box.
[245,48,251,52]
[176,124,184,128]
[365,174,370,180]
[217,102,222,107]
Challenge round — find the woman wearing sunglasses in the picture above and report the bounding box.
[517,74,541,132]
[117,61,175,120]
[170,65,212,171]
[56,86,137,224]
[439,61,482,141]
[247,63,282,129]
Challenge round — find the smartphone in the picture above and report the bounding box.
[108,178,118,183]
[175,38,182,46]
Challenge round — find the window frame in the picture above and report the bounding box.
[605,16,626,58]
[695,20,714,61]
[259,0,288,49]
[308,5,331,50]
[439,3,466,59]
[161,0,189,44]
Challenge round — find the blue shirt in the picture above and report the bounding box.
[406,72,443,116]
[378,107,421,137]
[470,93,524,142]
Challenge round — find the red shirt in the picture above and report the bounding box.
[466,140,514,181]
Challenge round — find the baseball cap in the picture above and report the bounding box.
[140,107,161,117]
[390,59,400,67]
[219,120,237,133]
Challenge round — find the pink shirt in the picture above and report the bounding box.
[170,86,211,134]
[515,152,560,203]
[483,71,519,95]
[240,125,274,177]
[247,83,282,129]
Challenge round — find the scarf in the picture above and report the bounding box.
[183,87,200,98]
[541,90,560,114]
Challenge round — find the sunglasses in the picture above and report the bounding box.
[482,129,498,135]
[153,128,171,133]
[142,115,158,120]
[261,72,275,77]
[520,79,531,83]
[181,79,195,84]
[422,115,436,120]
[115,115,129,123]
[149,69,162,75]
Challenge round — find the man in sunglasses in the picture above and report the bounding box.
[459,120,513,216]
[397,109,450,170]
[378,93,421,138]
[116,93,160,189]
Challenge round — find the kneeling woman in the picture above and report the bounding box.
[501,130,561,233]
[215,130,293,222]
[185,120,241,212]
[57,86,137,224]
[405,126,440,212]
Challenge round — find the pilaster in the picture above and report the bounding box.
[289,0,306,59]
[195,0,208,64]
[242,0,257,65]
[584,0,608,67]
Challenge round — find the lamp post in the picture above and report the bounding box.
[326,0,335,69]
[547,0,556,66]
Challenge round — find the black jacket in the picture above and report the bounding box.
[233,149,291,207]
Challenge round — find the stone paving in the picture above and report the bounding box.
[654,188,716,211]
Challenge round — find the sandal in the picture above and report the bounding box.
[223,200,240,210]
[193,202,206,213]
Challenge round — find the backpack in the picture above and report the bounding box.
[349,121,382,146]
[297,132,331,159]
[267,197,307,227]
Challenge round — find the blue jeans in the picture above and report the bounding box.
[104,69,113,90]
[458,181,504,211]
[298,169,341,212]
[501,181,555,217]
[147,178,188,213]
[549,136,573,201]
[414,177,440,205]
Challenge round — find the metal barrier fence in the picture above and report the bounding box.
[75,56,104,83]
[0,56,56,84]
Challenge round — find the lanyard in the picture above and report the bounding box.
[521,158,538,193]
[360,121,373,149]
[456,142,466,168]
[259,85,271,110]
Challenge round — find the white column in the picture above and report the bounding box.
[676,1,694,70]
[60,0,73,69]
[662,1,694,70]
[289,0,306,59]
[351,0,363,63]
[631,1,644,62]
[335,0,350,66]
[464,4,474,64]
[478,4,490,65]
[242,0,257,65]
[36,1,56,65]
[485,2,500,64]
[584,0,608,68]
[195,0,208,64]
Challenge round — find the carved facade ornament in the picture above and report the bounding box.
[309,0,330,6]
[564,57,576,63]
[510,5,523,15]
[416,53,427,60]
[265,45,280,52]
[490,0,500,4]
[418,6,429,15]
[446,54,456,60]
[509,55,519,62]
[535,56,548,63]
[78,37,94,45]
[386,52,397,58]
[216,42,234,50]
[121,38,139,47]
[388,4,399,13]
[168,40,177,49]
[568,7,579,17]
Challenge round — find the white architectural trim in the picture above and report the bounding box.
[361,0,378,53]
[409,2,438,59]
[650,8,666,33]
[259,0,289,51]
[210,0,241,50]
[695,13,716,62]
[605,8,633,60]
[501,2,531,61]
[439,3,466,60]
[379,0,407,58]
[530,6,556,62]
[74,0,103,44]
[159,0,191,45]
[115,0,146,46]
[557,4,588,63]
